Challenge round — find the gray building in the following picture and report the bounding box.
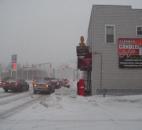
[87,5,142,95]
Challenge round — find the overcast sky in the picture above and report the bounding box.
[0,0,142,66]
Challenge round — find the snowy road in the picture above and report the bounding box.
[0,86,44,119]
[0,82,142,130]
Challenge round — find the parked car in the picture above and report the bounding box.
[62,79,70,88]
[32,79,55,94]
[2,79,29,92]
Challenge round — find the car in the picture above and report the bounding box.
[2,79,29,92]
[50,79,61,89]
[44,77,61,89]
[62,79,70,88]
[32,79,55,94]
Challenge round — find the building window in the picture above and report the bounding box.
[105,25,115,44]
[137,26,142,36]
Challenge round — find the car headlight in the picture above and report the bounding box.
[34,84,37,87]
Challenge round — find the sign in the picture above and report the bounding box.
[78,53,92,71]
[11,54,17,63]
[76,46,89,56]
[12,63,17,71]
[0,64,2,74]
[118,38,142,68]
[11,54,17,71]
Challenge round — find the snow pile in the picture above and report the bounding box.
[55,79,77,98]
[0,80,142,130]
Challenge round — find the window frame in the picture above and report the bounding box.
[136,26,142,36]
[105,24,116,44]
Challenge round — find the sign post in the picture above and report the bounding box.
[76,36,92,96]
[11,54,17,79]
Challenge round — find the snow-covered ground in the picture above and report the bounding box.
[0,80,142,130]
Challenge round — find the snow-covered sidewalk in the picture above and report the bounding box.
[0,85,142,130]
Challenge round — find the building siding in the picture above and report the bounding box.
[88,5,142,95]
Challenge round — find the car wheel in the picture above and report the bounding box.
[20,86,24,92]
[27,85,29,90]
[27,86,29,91]
[4,88,8,92]
[25,85,29,91]
[22,85,28,92]
[52,89,55,93]
[33,90,37,94]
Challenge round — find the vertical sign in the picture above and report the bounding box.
[11,54,17,71]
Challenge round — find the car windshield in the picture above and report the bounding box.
[7,80,16,83]
[36,79,48,84]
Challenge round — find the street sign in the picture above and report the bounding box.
[76,46,89,56]
[11,54,17,71]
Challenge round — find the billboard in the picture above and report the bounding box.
[118,38,142,68]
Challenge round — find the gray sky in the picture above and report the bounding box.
[0,0,142,66]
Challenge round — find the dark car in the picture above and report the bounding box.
[62,79,70,88]
[32,79,55,94]
[50,79,61,89]
[2,79,29,92]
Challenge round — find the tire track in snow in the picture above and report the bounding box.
[0,94,44,119]
[0,92,16,99]
[0,91,32,106]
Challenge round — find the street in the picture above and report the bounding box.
[0,82,142,130]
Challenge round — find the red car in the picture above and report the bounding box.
[2,79,29,92]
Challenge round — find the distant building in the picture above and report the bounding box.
[87,5,142,95]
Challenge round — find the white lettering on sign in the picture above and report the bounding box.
[119,40,136,44]
[119,44,139,49]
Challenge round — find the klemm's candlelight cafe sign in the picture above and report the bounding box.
[118,38,142,68]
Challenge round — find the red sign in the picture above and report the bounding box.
[12,63,17,71]
[78,53,92,71]
[118,38,142,56]
[118,38,142,68]
[11,54,17,71]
